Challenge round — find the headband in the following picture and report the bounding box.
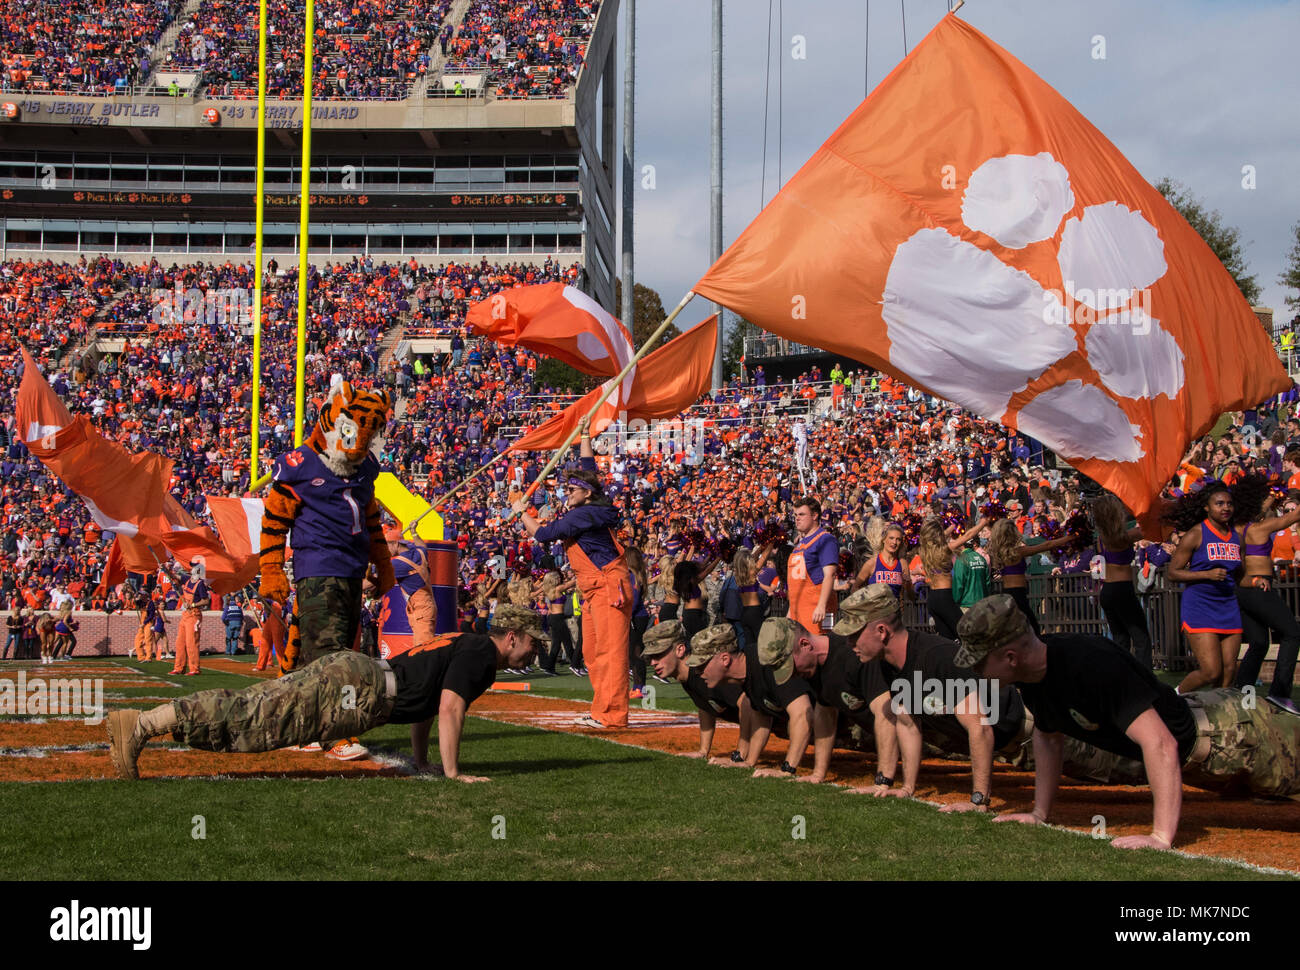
[567,478,594,491]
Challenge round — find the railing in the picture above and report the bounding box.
[743,335,826,359]
[1273,339,1299,377]
[898,572,1300,672]
[0,80,166,98]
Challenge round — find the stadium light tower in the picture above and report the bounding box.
[621,0,634,348]
[710,0,723,391]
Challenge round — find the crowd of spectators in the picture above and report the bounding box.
[443,0,598,98]
[162,0,452,99]
[0,0,184,95]
[2,245,1298,631]
[0,253,581,609]
[0,0,596,102]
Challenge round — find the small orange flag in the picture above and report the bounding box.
[511,316,718,453]
[466,282,635,380]
[693,14,1288,525]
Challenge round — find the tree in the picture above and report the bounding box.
[1280,219,1300,312]
[613,280,681,350]
[723,314,760,379]
[533,357,593,395]
[1156,177,1260,304]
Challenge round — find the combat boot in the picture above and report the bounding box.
[106,703,179,780]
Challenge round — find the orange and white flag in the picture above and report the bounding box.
[16,348,173,536]
[205,496,266,560]
[466,282,636,390]
[692,14,1289,526]
[511,316,718,452]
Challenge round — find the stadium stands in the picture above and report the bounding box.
[164,0,452,100]
[0,0,186,95]
[442,0,599,98]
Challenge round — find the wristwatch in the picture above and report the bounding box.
[780,761,797,775]
[874,772,893,787]
[971,791,989,806]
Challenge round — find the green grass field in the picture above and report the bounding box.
[0,656,1289,881]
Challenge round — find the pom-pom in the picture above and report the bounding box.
[898,512,923,548]
[1062,507,1094,554]
[980,500,1006,521]
[1037,517,1063,541]
[940,506,966,532]
[715,536,737,562]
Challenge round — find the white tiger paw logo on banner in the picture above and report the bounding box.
[881,151,1184,463]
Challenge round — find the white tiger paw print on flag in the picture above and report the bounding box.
[882,152,1182,464]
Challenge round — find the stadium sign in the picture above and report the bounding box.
[4,95,573,130]
[1,188,576,217]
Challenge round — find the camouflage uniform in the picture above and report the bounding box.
[172,651,395,752]
[1183,687,1300,796]
[296,576,364,665]
[957,594,1300,797]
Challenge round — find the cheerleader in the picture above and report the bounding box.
[674,554,721,645]
[1164,483,1243,692]
[918,513,989,640]
[729,543,774,650]
[53,602,78,661]
[626,548,651,697]
[1092,494,1154,668]
[987,516,1073,637]
[1229,475,1300,714]
[538,568,577,674]
[654,554,681,622]
[37,611,56,665]
[855,520,907,598]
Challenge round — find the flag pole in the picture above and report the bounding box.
[428,448,513,513]
[249,0,268,481]
[507,289,698,521]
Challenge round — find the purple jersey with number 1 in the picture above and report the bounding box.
[271,444,379,580]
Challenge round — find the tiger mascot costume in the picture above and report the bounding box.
[259,380,396,696]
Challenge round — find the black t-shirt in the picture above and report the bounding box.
[809,634,889,726]
[882,631,1025,750]
[742,641,813,723]
[1018,634,1196,762]
[387,633,498,724]
[682,668,743,723]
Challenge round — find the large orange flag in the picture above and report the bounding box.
[17,348,257,592]
[511,316,718,452]
[16,348,173,537]
[465,282,635,384]
[693,14,1289,525]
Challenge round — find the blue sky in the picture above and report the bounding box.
[612,0,1300,334]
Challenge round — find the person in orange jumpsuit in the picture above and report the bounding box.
[172,559,211,676]
[513,420,631,728]
[252,599,287,671]
[786,497,839,634]
[133,593,157,661]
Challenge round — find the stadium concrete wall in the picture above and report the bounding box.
[61,611,251,658]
